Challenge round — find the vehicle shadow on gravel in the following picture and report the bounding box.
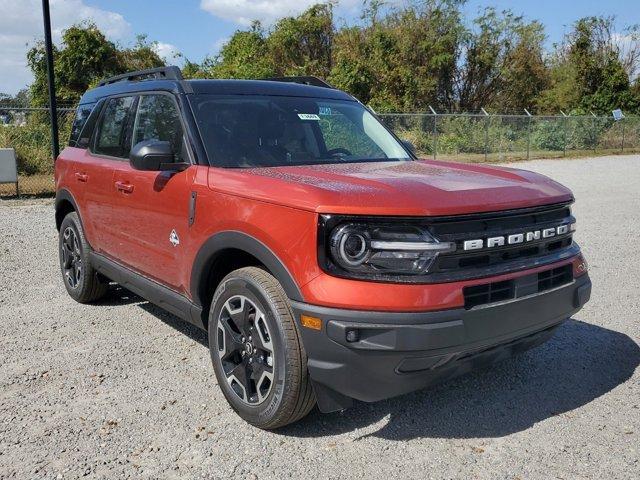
[96,286,209,346]
[279,319,640,440]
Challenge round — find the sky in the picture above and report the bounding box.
[1,0,638,95]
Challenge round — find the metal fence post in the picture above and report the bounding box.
[560,111,568,157]
[590,112,597,153]
[621,117,625,153]
[41,0,59,161]
[481,108,490,161]
[524,108,532,160]
[429,105,437,160]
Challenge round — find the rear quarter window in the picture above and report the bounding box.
[68,103,95,147]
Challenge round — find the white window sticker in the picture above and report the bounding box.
[297,113,320,120]
[319,106,332,115]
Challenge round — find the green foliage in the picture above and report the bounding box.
[209,22,276,79]
[27,23,165,106]
[0,112,72,175]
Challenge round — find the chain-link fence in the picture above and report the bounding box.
[0,107,75,197]
[378,113,640,162]
[0,107,638,197]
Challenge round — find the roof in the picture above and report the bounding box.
[79,78,355,105]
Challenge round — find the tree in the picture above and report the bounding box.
[331,0,464,112]
[27,23,164,106]
[493,22,550,112]
[538,16,639,114]
[209,22,276,79]
[0,89,30,108]
[268,3,334,78]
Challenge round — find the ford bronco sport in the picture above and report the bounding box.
[55,66,591,429]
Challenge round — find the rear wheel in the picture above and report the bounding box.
[208,267,315,429]
[58,212,108,303]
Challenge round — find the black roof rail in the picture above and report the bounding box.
[98,66,183,87]
[264,76,334,89]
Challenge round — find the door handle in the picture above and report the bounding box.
[75,172,88,182]
[115,181,134,193]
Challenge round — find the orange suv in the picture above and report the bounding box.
[55,66,591,428]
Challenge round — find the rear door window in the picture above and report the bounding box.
[93,96,135,158]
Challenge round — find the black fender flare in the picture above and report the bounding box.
[54,188,81,230]
[190,231,305,308]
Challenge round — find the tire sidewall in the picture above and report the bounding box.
[59,214,84,297]
[59,212,99,302]
[209,274,290,425]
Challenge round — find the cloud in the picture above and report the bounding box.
[0,0,130,94]
[153,42,181,63]
[200,0,362,27]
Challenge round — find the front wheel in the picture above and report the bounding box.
[208,267,315,429]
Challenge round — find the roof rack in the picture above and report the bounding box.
[264,76,334,89]
[98,66,183,87]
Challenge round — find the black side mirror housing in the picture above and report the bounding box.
[130,140,188,171]
[401,139,416,154]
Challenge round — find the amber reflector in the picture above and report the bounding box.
[300,315,322,331]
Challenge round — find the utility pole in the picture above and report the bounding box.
[42,0,59,160]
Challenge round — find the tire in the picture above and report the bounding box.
[58,211,108,303]
[208,266,315,429]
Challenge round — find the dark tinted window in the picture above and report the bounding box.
[69,103,95,147]
[190,95,409,168]
[93,96,135,158]
[132,94,184,162]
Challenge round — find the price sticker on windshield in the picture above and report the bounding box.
[298,113,320,121]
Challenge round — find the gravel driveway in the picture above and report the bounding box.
[1,155,638,479]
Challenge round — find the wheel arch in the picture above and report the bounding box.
[55,189,81,231]
[191,231,304,328]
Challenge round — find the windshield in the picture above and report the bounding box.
[190,94,411,168]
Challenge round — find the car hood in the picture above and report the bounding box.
[207,159,573,216]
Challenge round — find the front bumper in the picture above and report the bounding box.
[292,273,591,411]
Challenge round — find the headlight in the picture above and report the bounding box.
[324,221,455,278]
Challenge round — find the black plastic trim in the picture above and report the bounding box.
[90,252,204,329]
[265,76,334,89]
[317,201,576,284]
[54,189,82,231]
[190,231,304,308]
[188,191,197,226]
[98,66,183,87]
[292,274,591,404]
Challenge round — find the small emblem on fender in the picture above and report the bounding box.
[169,229,180,247]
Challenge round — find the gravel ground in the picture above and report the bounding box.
[0,155,638,479]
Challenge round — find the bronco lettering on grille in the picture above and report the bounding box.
[463,224,571,251]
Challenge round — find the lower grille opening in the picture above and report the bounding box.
[463,264,573,309]
[538,264,572,291]
[464,280,514,309]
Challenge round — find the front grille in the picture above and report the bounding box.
[463,264,573,309]
[428,202,575,280]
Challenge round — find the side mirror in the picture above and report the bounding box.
[401,139,416,154]
[130,140,188,171]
